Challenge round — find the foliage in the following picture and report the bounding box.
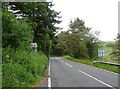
[99,41,117,63]
[2,7,34,49]
[2,48,48,87]
[2,3,50,87]
[110,33,120,62]
[9,2,62,54]
[63,55,75,61]
[56,18,100,59]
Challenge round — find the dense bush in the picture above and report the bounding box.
[2,48,48,87]
[2,3,58,87]
[2,4,49,87]
[2,10,34,49]
[63,55,75,61]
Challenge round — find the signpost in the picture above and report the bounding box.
[30,43,37,52]
[98,48,105,61]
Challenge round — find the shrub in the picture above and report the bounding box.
[63,55,75,61]
[2,48,48,87]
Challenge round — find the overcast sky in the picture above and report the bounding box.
[51,0,119,41]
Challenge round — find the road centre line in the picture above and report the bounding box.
[60,59,118,88]
[66,63,72,67]
[61,60,64,62]
[62,57,118,75]
[78,70,116,89]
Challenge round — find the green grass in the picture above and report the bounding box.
[63,55,119,73]
[2,48,48,87]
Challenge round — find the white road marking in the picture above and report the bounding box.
[78,70,116,89]
[48,59,51,88]
[48,78,51,88]
[61,60,64,62]
[66,63,72,67]
[48,60,51,77]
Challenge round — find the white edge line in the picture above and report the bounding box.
[48,59,51,88]
[48,78,51,88]
[48,60,50,76]
[78,70,116,89]
[66,63,72,67]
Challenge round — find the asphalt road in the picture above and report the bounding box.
[40,57,119,89]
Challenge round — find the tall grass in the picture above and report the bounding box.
[2,48,48,87]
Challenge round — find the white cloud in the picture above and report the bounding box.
[52,0,119,41]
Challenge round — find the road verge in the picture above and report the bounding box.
[63,55,119,74]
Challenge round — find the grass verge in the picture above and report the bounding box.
[31,67,48,87]
[63,55,119,74]
[2,47,48,87]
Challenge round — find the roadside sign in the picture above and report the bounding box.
[30,43,37,48]
[30,43,37,52]
[98,48,104,57]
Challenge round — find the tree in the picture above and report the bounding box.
[67,18,90,58]
[55,31,70,56]
[9,2,62,53]
[56,18,100,59]
[2,4,33,49]
[110,33,120,61]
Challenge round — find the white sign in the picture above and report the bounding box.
[98,48,104,57]
[30,43,37,48]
